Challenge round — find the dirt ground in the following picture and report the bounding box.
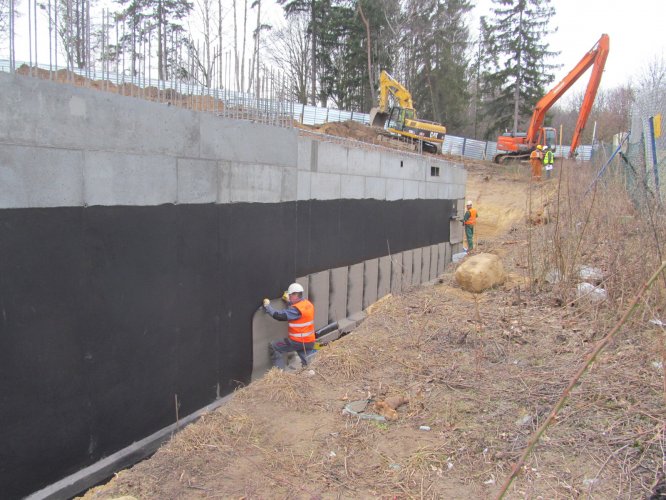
[80,157,665,500]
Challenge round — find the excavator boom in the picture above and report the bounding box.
[526,34,609,156]
[494,34,609,163]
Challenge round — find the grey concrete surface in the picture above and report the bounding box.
[309,271,330,331]
[412,248,422,286]
[177,158,218,204]
[377,256,391,299]
[362,259,379,309]
[421,246,431,283]
[328,266,348,323]
[390,253,403,295]
[252,297,289,380]
[429,244,439,280]
[402,250,413,291]
[0,73,467,209]
[0,145,84,208]
[84,151,177,206]
[346,263,364,316]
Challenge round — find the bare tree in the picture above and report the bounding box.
[186,0,223,87]
[247,0,270,95]
[637,54,666,92]
[266,12,310,104]
[232,0,248,92]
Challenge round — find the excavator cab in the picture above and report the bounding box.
[537,127,557,151]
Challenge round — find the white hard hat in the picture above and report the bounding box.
[287,283,304,295]
[466,200,472,206]
[543,145,549,150]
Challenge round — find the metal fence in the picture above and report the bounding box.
[622,86,666,203]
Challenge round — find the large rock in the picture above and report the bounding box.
[455,253,507,293]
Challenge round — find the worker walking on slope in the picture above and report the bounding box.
[463,200,477,252]
[263,283,316,370]
[530,145,543,181]
[543,145,554,179]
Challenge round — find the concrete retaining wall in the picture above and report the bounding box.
[0,72,466,499]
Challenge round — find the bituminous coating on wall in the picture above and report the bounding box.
[0,71,466,499]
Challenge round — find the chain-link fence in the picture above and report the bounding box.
[622,87,665,204]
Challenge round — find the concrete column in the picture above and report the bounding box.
[390,253,403,295]
[309,271,330,331]
[377,256,391,299]
[402,250,413,291]
[362,259,379,309]
[421,246,431,283]
[412,248,422,286]
[329,267,348,323]
[437,243,446,275]
[429,244,438,280]
[347,263,364,316]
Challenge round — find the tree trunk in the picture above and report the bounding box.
[357,2,375,104]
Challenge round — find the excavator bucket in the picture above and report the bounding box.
[369,107,389,128]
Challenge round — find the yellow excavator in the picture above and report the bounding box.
[369,70,447,154]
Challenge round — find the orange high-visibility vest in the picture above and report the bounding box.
[464,208,477,226]
[288,299,315,343]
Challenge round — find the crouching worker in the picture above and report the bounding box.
[263,283,316,369]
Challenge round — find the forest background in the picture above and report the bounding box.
[3,0,665,145]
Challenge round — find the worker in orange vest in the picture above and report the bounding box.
[530,145,543,181]
[263,282,316,369]
[463,200,477,251]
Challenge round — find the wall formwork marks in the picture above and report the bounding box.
[0,71,467,499]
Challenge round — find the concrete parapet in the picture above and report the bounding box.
[310,172,341,200]
[228,163,284,203]
[348,148,381,177]
[177,158,218,204]
[309,271,330,330]
[84,151,177,206]
[377,256,391,299]
[341,175,365,199]
[200,114,297,167]
[404,180,420,199]
[328,267,348,323]
[297,137,313,171]
[386,179,404,201]
[362,259,379,309]
[347,263,364,316]
[365,177,387,200]
[0,144,84,209]
[317,142,348,174]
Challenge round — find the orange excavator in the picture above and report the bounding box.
[493,34,609,164]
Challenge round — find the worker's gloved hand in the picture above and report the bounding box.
[263,298,270,308]
[282,291,289,302]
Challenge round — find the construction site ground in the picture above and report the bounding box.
[81,137,664,499]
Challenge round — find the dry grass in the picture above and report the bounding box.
[82,159,665,500]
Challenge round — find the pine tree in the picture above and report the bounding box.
[480,0,558,137]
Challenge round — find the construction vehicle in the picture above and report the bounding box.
[493,34,609,164]
[370,70,446,154]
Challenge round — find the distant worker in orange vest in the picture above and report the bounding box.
[463,200,477,252]
[530,145,543,181]
[263,282,316,369]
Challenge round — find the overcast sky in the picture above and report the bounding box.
[472,0,664,92]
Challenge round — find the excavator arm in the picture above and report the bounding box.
[375,70,414,114]
[526,34,609,156]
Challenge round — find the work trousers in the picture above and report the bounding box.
[269,338,316,369]
[465,225,474,251]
